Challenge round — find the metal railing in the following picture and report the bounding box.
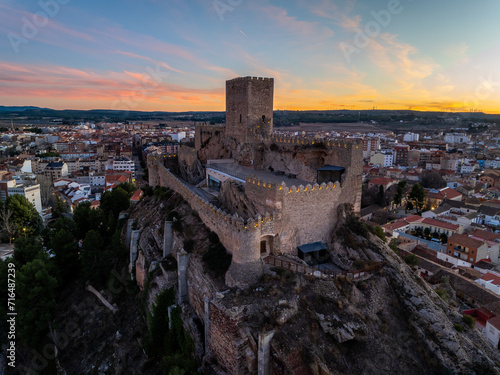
[264,255,384,280]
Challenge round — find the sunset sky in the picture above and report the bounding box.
[1,0,500,113]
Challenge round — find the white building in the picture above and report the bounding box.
[168,132,187,142]
[485,317,500,347]
[6,183,42,214]
[112,157,135,178]
[370,150,393,167]
[460,164,476,174]
[89,172,105,186]
[484,159,500,169]
[445,133,470,144]
[403,132,419,142]
[476,272,500,296]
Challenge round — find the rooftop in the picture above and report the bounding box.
[298,241,327,254]
[422,217,460,231]
[448,233,485,249]
[207,162,313,186]
[481,272,500,286]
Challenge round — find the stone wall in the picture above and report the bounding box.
[149,142,361,266]
[207,301,251,374]
[262,137,363,213]
[148,155,269,265]
[245,178,344,253]
[186,256,218,320]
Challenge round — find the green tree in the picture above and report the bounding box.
[462,314,475,328]
[14,237,44,266]
[117,182,137,195]
[393,179,408,206]
[5,194,43,237]
[406,201,414,211]
[374,226,386,242]
[110,229,126,258]
[100,187,130,217]
[73,202,104,239]
[148,287,176,357]
[80,230,105,283]
[51,216,77,234]
[389,238,398,253]
[17,258,58,346]
[408,183,426,211]
[423,227,431,239]
[51,229,79,284]
[404,253,419,267]
[440,233,448,244]
[53,197,67,219]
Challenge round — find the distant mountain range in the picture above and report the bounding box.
[0,106,53,112]
[1,106,499,125]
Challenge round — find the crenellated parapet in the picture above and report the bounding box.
[245,176,339,193]
[262,135,361,150]
[227,76,274,82]
[150,157,277,236]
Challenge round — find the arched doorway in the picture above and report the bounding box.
[260,235,274,257]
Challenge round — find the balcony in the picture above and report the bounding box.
[454,246,468,254]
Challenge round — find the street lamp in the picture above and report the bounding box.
[23,227,26,237]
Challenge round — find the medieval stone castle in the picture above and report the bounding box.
[148,76,363,286]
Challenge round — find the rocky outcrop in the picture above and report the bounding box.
[219,180,261,218]
[126,192,500,374]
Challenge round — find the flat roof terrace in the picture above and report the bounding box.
[207,161,312,187]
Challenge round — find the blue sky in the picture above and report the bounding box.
[1,0,499,112]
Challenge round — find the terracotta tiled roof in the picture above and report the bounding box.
[382,220,408,232]
[481,272,500,286]
[470,229,500,242]
[425,187,462,201]
[130,189,143,202]
[448,233,485,249]
[405,215,425,223]
[369,177,397,186]
[422,217,460,231]
[488,316,500,331]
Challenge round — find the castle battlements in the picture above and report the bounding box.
[148,154,277,234]
[149,75,363,286]
[245,176,338,192]
[263,135,361,150]
[227,76,274,82]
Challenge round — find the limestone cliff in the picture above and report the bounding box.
[128,193,500,375]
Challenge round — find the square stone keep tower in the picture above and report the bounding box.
[225,76,274,144]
